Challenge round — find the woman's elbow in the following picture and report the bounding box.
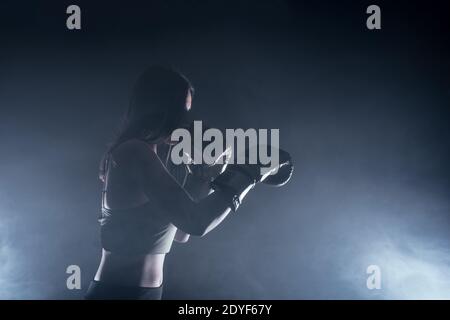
[188,224,211,237]
[188,209,231,237]
[174,205,230,237]
[174,220,208,237]
[184,220,217,237]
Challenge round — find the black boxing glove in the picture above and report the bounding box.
[182,148,231,202]
[210,165,256,212]
[262,147,293,187]
[231,144,293,185]
[211,145,293,211]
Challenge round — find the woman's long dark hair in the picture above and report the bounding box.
[99,65,194,181]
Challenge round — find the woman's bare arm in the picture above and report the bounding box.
[128,139,233,237]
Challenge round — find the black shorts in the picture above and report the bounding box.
[85,280,163,300]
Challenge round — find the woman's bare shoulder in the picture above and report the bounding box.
[111,139,159,167]
[112,140,183,193]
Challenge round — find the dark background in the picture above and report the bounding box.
[0,0,449,299]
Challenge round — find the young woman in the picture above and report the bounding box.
[85,66,293,299]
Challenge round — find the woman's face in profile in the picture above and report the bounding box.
[164,90,192,145]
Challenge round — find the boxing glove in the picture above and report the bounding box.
[231,144,293,185]
[261,147,293,187]
[211,144,293,211]
[182,147,231,201]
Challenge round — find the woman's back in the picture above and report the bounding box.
[99,140,177,256]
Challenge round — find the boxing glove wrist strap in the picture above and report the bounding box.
[210,167,256,212]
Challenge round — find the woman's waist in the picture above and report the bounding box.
[94,249,166,288]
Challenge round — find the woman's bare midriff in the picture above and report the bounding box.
[94,249,165,288]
